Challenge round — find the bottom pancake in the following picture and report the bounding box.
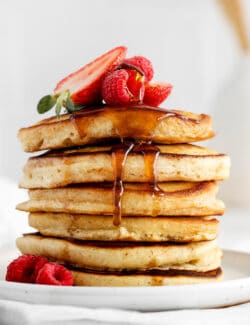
[71,267,223,286]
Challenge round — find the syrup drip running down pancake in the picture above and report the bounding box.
[20,143,229,226]
[111,142,162,225]
[20,143,230,188]
[17,181,225,227]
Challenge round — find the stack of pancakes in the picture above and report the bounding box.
[16,105,230,286]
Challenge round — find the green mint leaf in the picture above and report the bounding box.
[37,95,56,114]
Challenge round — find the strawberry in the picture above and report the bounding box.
[6,255,48,283]
[37,46,127,117]
[143,82,173,107]
[54,46,127,105]
[37,47,174,114]
[102,69,145,105]
[122,56,154,81]
[36,262,73,286]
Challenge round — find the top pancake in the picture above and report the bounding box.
[18,105,214,152]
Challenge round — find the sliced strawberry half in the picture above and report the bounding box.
[54,46,127,105]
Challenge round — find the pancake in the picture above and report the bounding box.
[16,234,221,272]
[71,268,223,286]
[28,213,219,242]
[18,105,214,152]
[20,144,230,188]
[17,181,225,217]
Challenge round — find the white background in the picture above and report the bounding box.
[0,0,250,206]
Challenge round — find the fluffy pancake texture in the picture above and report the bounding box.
[17,181,225,216]
[28,213,219,242]
[16,102,229,286]
[20,144,230,188]
[16,234,221,272]
[18,106,214,152]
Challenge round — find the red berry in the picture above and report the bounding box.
[6,254,48,283]
[36,263,73,286]
[143,82,173,107]
[102,69,145,105]
[34,257,49,280]
[54,46,127,105]
[123,56,154,81]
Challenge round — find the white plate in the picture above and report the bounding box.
[0,249,250,311]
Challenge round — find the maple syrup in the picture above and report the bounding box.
[70,105,201,226]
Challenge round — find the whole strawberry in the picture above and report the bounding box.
[6,254,48,283]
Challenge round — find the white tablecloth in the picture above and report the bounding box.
[0,178,250,325]
[0,299,250,325]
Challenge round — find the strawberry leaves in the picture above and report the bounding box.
[65,93,86,113]
[65,93,75,113]
[37,90,86,118]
